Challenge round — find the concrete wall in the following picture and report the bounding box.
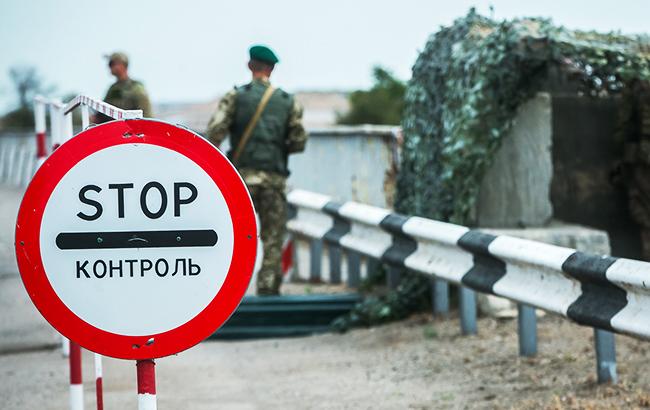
[475,93,554,227]
[288,126,399,208]
[473,91,639,259]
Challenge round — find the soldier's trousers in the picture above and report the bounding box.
[247,184,286,295]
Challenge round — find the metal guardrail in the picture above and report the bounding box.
[285,189,650,384]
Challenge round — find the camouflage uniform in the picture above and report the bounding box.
[617,80,650,260]
[206,79,307,294]
[97,78,152,123]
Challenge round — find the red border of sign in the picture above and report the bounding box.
[15,120,257,359]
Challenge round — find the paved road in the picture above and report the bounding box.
[0,184,20,275]
[0,185,59,354]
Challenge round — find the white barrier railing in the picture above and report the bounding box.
[0,95,143,190]
[286,189,650,384]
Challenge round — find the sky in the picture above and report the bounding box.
[0,0,648,114]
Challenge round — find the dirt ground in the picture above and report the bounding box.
[1,312,650,410]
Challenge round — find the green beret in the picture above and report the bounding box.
[249,45,279,64]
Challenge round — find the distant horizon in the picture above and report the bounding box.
[153,88,351,106]
[1,0,648,115]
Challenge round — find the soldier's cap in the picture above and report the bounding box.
[249,45,279,65]
[104,52,129,66]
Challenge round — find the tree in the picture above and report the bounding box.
[1,66,50,129]
[10,66,42,110]
[337,66,406,125]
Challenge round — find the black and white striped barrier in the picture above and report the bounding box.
[287,189,650,384]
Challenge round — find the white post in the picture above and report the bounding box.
[94,353,104,410]
[64,111,73,143]
[81,105,90,130]
[62,335,70,357]
[49,101,61,150]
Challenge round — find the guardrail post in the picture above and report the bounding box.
[459,286,477,335]
[328,245,342,284]
[431,278,449,317]
[517,303,537,357]
[386,265,402,289]
[347,251,361,288]
[367,258,381,280]
[309,239,322,282]
[594,329,617,384]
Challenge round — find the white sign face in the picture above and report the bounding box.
[40,143,234,336]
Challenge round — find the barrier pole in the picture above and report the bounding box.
[69,341,84,410]
[328,245,342,284]
[386,265,402,289]
[346,251,361,288]
[431,278,449,317]
[64,110,73,141]
[81,105,90,130]
[594,329,617,383]
[137,359,157,410]
[94,353,104,410]
[34,99,47,166]
[309,239,322,282]
[459,286,477,335]
[62,335,70,357]
[49,100,62,151]
[517,303,537,357]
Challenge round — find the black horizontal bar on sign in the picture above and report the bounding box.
[56,230,218,250]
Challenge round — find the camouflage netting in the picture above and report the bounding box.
[335,9,650,331]
[396,8,650,224]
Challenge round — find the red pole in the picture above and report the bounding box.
[69,341,84,410]
[34,99,47,165]
[137,359,157,410]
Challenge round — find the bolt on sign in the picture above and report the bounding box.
[15,120,258,360]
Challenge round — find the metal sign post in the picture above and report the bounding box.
[136,359,156,410]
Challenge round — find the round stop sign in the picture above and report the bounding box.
[15,120,257,359]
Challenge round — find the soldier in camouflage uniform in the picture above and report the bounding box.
[96,52,152,123]
[617,79,650,260]
[206,45,307,295]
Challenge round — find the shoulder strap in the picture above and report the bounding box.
[232,85,276,164]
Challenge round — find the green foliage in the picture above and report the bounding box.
[331,272,430,331]
[1,66,51,129]
[396,9,650,224]
[1,108,35,129]
[337,66,406,125]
